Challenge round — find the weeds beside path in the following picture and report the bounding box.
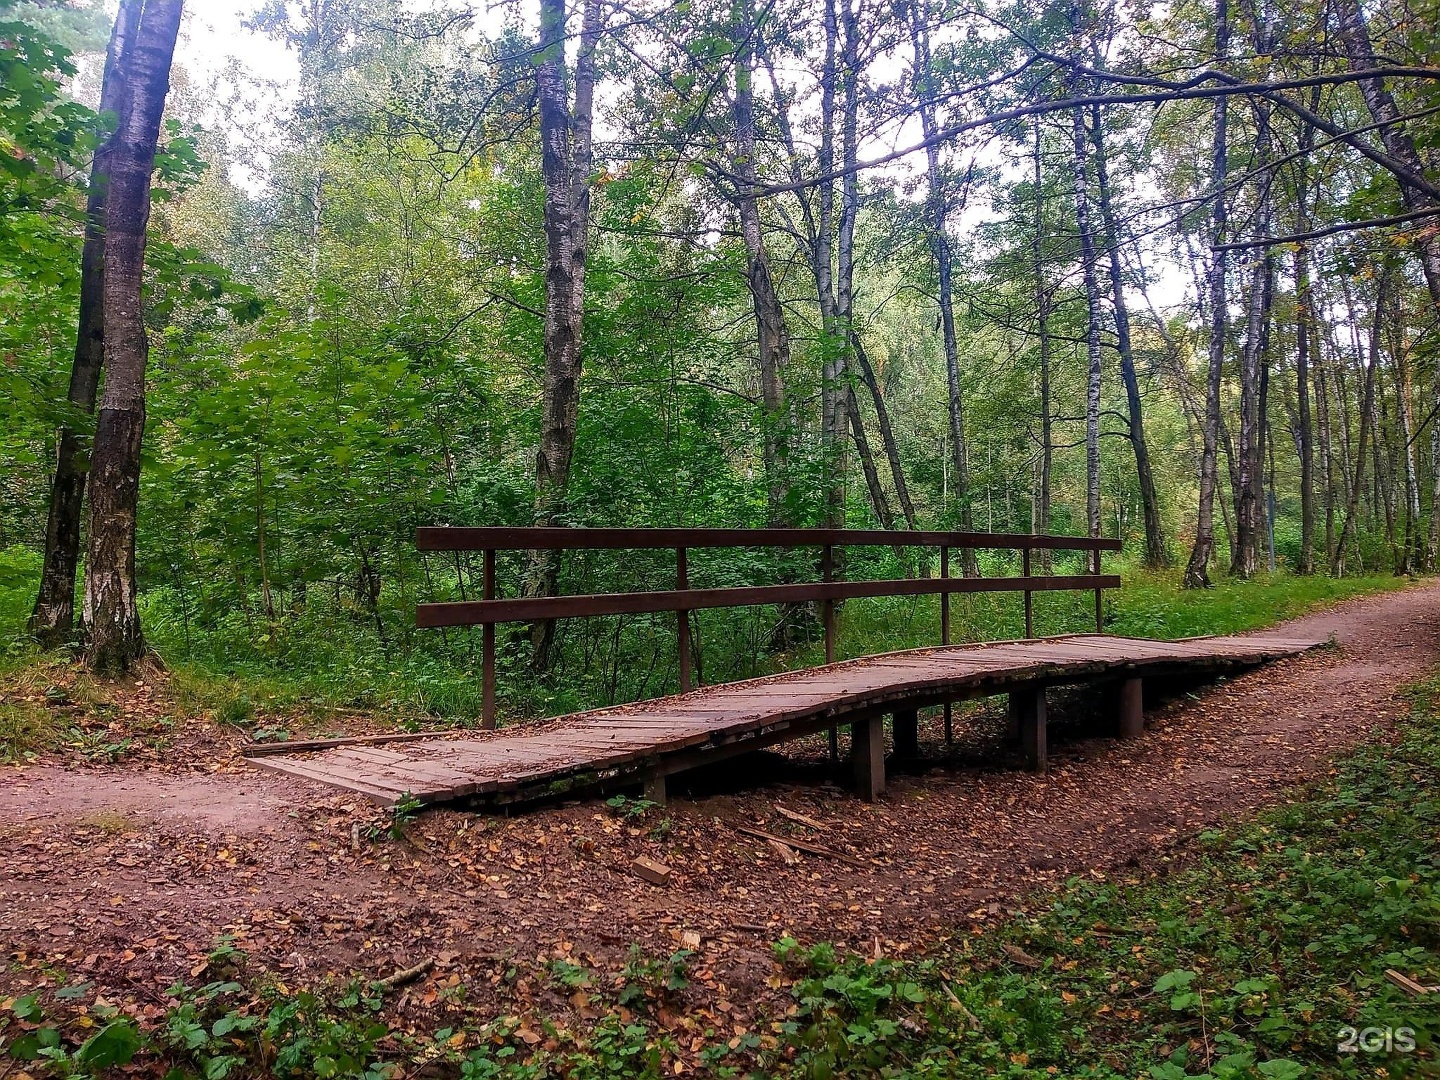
[2,576,1439,1077]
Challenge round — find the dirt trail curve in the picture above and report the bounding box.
[2,579,1438,1015]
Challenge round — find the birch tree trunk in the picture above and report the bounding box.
[30,0,142,647]
[732,3,792,528]
[1069,104,1103,539]
[817,0,847,530]
[83,0,184,674]
[527,0,601,671]
[1333,268,1388,575]
[909,0,974,549]
[1090,107,1166,565]
[1184,0,1229,587]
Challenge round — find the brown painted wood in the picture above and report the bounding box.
[851,714,885,802]
[418,526,1123,552]
[417,575,1122,628]
[1016,687,1047,772]
[1117,678,1144,739]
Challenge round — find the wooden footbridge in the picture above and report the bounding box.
[245,529,1325,807]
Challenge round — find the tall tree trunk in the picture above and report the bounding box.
[732,3,791,528]
[1184,0,1229,587]
[848,337,916,529]
[83,0,184,675]
[908,0,974,552]
[1292,83,1319,574]
[1429,416,1440,567]
[1090,107,1166,565]
[846,388,894,527]
[817,0,846,530]
[1231,248,1273,577]
[1333,268,1388,574]
[1392,326,1424,573]
[1314,334,1336,564]
[1031,118,1054,567]
[30,0,143,647]
[1069,103,1103,538]
[1230,89,1274,579]
[833,0,915,531]
[527,0,601,671]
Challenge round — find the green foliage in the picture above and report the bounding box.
[604,794,660,820]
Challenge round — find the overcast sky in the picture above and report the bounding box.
[158,0,1186,308]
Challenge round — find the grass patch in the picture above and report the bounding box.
[806,567,1409,667]
[0,698,65,762]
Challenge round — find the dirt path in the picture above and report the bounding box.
[3,579,1438,1026]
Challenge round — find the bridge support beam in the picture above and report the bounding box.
[1116,677,1144,739]
[892,708,919,760]
[643,773,667,806]
[1011,687,1046,771]
[851,715,885,801]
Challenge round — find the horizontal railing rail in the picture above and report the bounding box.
[416,527,1120,729]
[417,527,1122,552]
[417,575,1120,627]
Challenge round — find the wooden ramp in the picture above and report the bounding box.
[245,633,1326,807]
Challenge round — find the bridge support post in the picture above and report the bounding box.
[1116,677,1144,739]
[643,773,667,806]
[1011,687,1046,771]
[892,708,919,760]
[851,715,885,801]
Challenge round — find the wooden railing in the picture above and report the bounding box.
[416,527,1121,728]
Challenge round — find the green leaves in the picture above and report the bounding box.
[76,1018,143,1068]
[1153,968,1200,1011]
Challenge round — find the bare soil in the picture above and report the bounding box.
[3,579,1438,1034]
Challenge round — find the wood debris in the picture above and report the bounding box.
[375,958,434,990]
[631,856,672,886]
[1384,969,1438,996]
[731,825,866,867]
[775,806,828,831]
[1002,943,1043,969]
[767,838,800,865]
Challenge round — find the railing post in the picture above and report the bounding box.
[939,545,950,646]
[821,544,836,665]
[677,546,692,693]
[940,544,952,745]
[1022,546,1034,639]
[482,548,496,729]
[823,543,838,762]
[1093,546,1103,633]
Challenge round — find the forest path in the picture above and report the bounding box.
[3,577,1438,1021]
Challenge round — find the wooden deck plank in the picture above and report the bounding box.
[248,633,1326,805]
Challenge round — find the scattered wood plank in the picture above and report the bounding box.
[1002,943,1043,970]
[768,838,801,865]
[941,982,983,1031]
[631,856,673,886]
[1384,969,1438,996]
[242,731,455,757]
[731,825,867,867]
[775,805,828,831]
[374,958,434,990]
